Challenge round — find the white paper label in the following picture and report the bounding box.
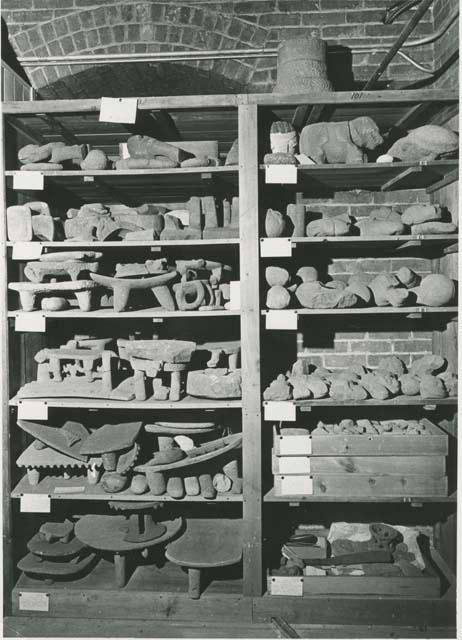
[15,314,46,332]
[12,242,43,260]
[18,401,48,420]
[278,456,311,474]
[260,238,292,258]
[229,281,240,310]
[120,142,130,159]
[19,592,49,612]
[265,164,298,184]
[99,97,138,123]
[264,401,296,422]
[20,494,51,513]
[280,475,313,495]
[13,171,44,190]
[279,435,312,455]
[83,175,94,182]
[266,310,297,330]
[270,576,303,596]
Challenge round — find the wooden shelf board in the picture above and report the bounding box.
[259,160,458,192]
[10,395,242,410]
[263,488,456,503]
[262,307,458,317]
[11,476,242,502]
[13,557,243,597]
[7,239,240,248]
[291,397,457,410]
[9,309,240,319]
[5,167,238,204]
[286,235,458,246]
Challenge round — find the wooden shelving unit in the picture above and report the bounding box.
[1,89,458,633]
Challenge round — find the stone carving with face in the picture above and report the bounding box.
[300,116,383,164]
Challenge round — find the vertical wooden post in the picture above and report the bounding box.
[238,102,263,596]
[1,114,14,616]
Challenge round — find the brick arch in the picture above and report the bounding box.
[9,1,275,97]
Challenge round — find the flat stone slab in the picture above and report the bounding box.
[75,514,183,552]
[118,339,196,363]
[17,420,90,460]
[18,551,96,577]
[78,421,142,455]
[166,518,242,568]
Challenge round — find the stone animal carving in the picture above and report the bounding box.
[300,117,383,164]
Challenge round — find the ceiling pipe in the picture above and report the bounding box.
[16,5,458,76]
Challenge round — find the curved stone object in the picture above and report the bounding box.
[9,280,99,312]
[265,209,286,237]
[415,274,455,307]
[24,261,100,283]
[21,163,63,171]
[18,142,64,164]
[80,149,108,170]
[117,339,196,364]
[90,270,178,312]
[115,157,178,170]
[127,135,188,163]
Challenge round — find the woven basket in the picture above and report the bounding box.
[273,37,333,94]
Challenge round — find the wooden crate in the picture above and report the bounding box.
[273,474,448,497]
[273,418,448,457]
[267,562,441,598]
[271,452,446,476]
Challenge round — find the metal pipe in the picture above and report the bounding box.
[396,50,434,73]
[363,0,435,89]
[16,3,457,70]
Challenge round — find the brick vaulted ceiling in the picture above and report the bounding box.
[1,0,443,98]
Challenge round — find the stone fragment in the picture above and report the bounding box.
[101,472,128,493]
[266,285,291,309]
[266,266,290,287]
[130,475,148,494]
[409,355,446,379]
[369,207,403,223]
[41,297,70,311]
[411,221,458,235]
[356,219,405,236]
[21,162,63,171]
[145,470,166,495]
[81,149,108,170]
[287,204,306,237]
[184,476,201,496]
[6,205,33,241]
[296,266,318,283]
[387,125,458,162]
[401,204,442,226]
[50,144,87,164]
[306,217,350,237]
[263,374,291,401]
[415,274,455,307]
[296,282,357,308]
[18,142,64,164]
[186,369,242,399]
[377,356,406,377]
[127,135,188,163]
[265,209,286,237]
[397,267,420,288]
[438,371,458,396]
[115,157,178,169]
[399,374,420,396]
[225,138,238,165]
[419,374,447,398]
[167,476,185,499]
[329,379,368,401]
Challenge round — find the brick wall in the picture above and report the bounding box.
[432,0,459,88]
[2,0,438,96]
[294,188,435,370]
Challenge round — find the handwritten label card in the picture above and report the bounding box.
[12,243,43,260]
[266,310,297,330]
[13,171,44,190]
[18,400,48,420]
[260,238,292,258]
[265,164,297,184]
[19,592,49,612]
[100,97,138,124]
[270,576,303,596]
[20,494,51,513]
[264,401,296,422]
[15,314,46,332]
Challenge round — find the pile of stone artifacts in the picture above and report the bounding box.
[16,336,242,402]
[263,354,457,401]
[265,203,457,238]
[17,417,242,499]
[7,196,239,242]
[9,254,235,313]
[265,264,456,310]
[17,135,221,172]
[273,522,431,578]
[259,116,458,166]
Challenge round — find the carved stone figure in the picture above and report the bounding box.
[300,117,383,164]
